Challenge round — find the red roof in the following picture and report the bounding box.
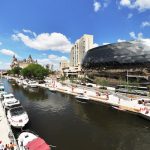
[26,137,51,150]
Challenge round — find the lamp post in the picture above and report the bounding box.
[127,70,128,85]
[127,70,129,93]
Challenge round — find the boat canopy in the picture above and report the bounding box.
[3,93,14,99]
[26,137,51,150]
[10,106,25,116]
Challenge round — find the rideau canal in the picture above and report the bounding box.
[2,78,150,150]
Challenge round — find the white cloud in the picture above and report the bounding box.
[22,29,37,37]
[127,13,133,19]
[137,32,143,39]
[12,30,73,53]
[141,38,150,46]
[37,54,69,70]
[93,0,101,12]
[0,42,2,45]
[48,54,68,61]
[0,62,11,70]
[117,39,126,42]
[0,49,19,57]
[120,0,131,6]
[93,43,99,48]
[129,31,144,40]
[37,58,50,65]
[135,0,150,11]
[120,0,150,11]
[129,32,137,39]
[102,42,110,45]
[12,34,19,41]
[141,21,150,27]
[129,32,150,47]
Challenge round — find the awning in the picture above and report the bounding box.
[26,137,51,150]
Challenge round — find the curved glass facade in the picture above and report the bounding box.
[82,40,150,70]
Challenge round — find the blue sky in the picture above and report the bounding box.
[0,0,150,69]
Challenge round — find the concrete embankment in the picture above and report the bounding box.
[6,76,144,115]
[41,82,141,114]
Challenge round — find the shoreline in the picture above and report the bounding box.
[0,98,18,149]
[8,76,148,115]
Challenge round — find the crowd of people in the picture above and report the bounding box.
[0,141,16,150]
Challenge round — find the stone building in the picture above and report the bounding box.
[10,55,37,69]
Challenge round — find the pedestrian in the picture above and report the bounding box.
[4,144,9,150]
[0,141,4,150]
[9,142,16,150]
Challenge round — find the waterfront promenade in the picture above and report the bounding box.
[8,76,148,114]
[0,101,17,149]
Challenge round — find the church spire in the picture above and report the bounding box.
[13,55,17,61]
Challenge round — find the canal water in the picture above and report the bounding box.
[2,78,150,150]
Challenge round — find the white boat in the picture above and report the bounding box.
[28,81,38,88]
[139,107,150,120]
[0,84,5,99]
[18,131,51,150]
[0,82,3,86]
[112,106,126,111]
[22,79,29,86]
[49,86,56,92]
[0,91,7,100]
[75,93,90,103]
[7,105,29,128]
[2,93,20,109]
[16,79,23,85]
[7,76,13,81]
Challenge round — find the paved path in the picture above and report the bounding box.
[0,101,18,149]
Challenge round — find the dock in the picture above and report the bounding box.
[0,102,18,149]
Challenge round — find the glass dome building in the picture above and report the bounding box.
[82,40,150,70]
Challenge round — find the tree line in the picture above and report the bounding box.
[7,64,49,80]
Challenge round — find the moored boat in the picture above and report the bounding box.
[49,86,56,92]
[18,131,51,150]
[28,81,38,88]
[139,107,150,120]
[2,93,20,109]
[0,84,5,99]
[7,105,29,128]
[22,79,29,86]
[75,93,90,103]
[112,106,126,111]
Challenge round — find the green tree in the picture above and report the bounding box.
[7,70,12,75]
[101,79,108,88]
[21,64,49,80]
[60,76,66,83]
[11,67,22,76]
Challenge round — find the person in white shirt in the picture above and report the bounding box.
[0,141,4,150]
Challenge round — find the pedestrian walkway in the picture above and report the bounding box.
[0,102,17,149]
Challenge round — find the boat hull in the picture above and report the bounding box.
[112,106,126,111]
[139,113,150,120]
[76,97,89,103]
